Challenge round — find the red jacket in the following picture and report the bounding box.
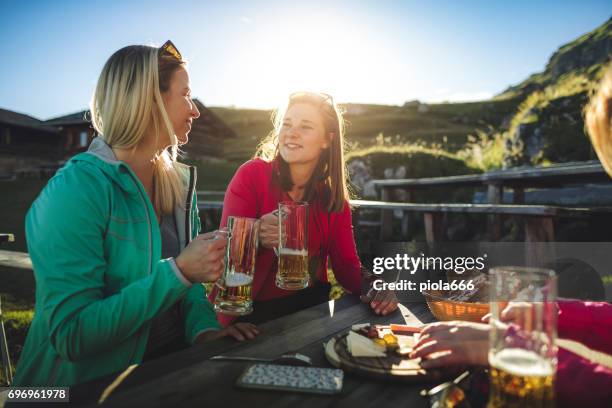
[212,158,362,326]
[556,300,612,407]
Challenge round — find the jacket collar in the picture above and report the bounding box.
[86,136,123,165]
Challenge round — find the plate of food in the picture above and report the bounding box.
[324,323,456,382]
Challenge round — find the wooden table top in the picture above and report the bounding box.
[71,296,439,407]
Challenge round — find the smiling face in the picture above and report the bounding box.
[160,66,200,148]
[278,102,330,166]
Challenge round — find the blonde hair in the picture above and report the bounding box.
[90,45,185,215]
[585,63,612,175]
[255,92,350,212]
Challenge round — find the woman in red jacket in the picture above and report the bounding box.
[215,92,397,326]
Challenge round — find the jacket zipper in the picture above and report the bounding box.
[125,166,194,364]
[185,167,196,244]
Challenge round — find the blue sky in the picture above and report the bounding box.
[0,0,609,119]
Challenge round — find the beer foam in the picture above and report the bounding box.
[278,248,308,256]
[225,272,253,287]
[489,348,554,377]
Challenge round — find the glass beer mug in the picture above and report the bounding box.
[276,201,309,290]
[488,266,557,408]
[213,216,259,315]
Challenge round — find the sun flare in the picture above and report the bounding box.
[232,14,398,108]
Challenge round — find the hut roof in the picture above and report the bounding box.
[0,107,59,134]
[45,110,90,126]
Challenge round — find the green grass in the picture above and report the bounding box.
[0,266,36,385]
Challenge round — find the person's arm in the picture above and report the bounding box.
[557,300,612,354]
[556,347,612,407]
[328,202,398,315]
[182,192,222,344]
[28,167,190,362]
[327,202,362,295]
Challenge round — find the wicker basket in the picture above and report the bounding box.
[422,290,490,322]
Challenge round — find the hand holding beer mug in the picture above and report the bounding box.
[488,267,557,408]
[276,201,309,290]
[213,216,259,315]
[175,230,227,283]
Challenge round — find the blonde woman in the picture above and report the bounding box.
[13,41,257,387]
[215,92,398,326]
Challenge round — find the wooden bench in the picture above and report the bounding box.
[370,161,611,240]
[0,250,32,271]
[350,200,612,243]
[372,160,608,198]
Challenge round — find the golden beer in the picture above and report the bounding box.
[213,216,258,315]
[214,272,254,315]
[488,348,554,408]
[276,248,309,290]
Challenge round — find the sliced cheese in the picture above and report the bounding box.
[347,331,386,357]
[351,323,370,331]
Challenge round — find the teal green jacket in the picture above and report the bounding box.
[13,137,221,387]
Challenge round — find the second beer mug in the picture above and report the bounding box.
[213,216,259,315]
[276,201,309,290]
[488,266,557,408]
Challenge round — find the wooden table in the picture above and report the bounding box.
[368,161,611,240]
[71,296,438,407]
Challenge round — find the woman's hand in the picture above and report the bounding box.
[259,211,279,250]
[481,301,556,325]
[195,323,260,343]
[175,231,227,283]
[409,321,489,368]
[360,287,399,315]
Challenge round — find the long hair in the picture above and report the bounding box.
[585,63,612,176]
[90,44,185,215]
[254,92,350,212]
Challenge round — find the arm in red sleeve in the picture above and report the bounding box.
[328,202,362,295]
[557,300,612,354]
[555,347,612,407]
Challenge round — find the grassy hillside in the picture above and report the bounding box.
[212,18,611,170]
[488,18,611,166]
[211,96,521,166]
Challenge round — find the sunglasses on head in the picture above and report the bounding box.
[289,91,335,106]
[159,40,182,61]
